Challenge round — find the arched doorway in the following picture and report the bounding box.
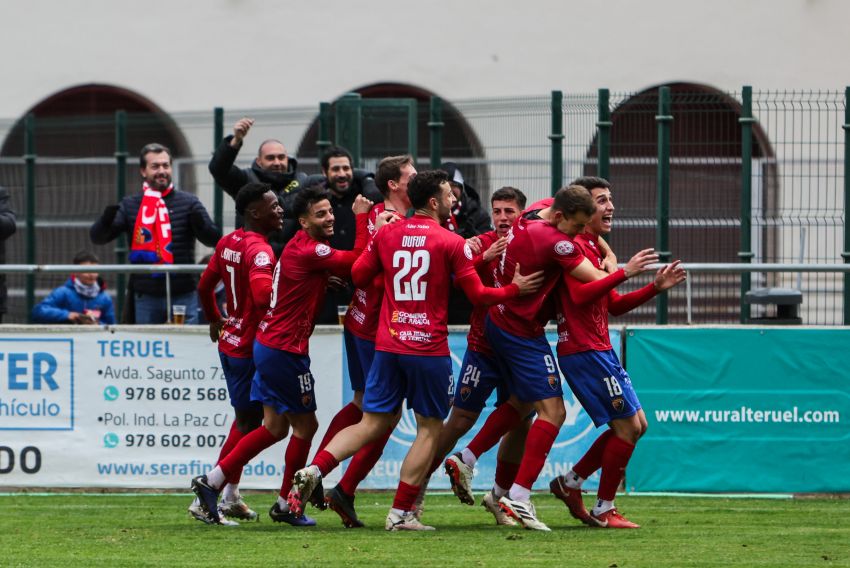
[296,82,490,200]
[584,82,777,323]
[0,84,193,322]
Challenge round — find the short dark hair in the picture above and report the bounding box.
[408,169,449,210]
[73,250,100,264]
[570,176,611,191]
[552,185,596,218]
[235,182,274,216]
[320,146,353,171]
[139,143,172,168]
[375,154,414,197]
[291,185,331,219]
[490,186,527,209]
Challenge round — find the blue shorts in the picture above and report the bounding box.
[484,316,563,403]
[219,352,261,411]
[558,349,641,427]
[251,342,317,415]
[453,350,508,414]
[362,351,454,419]
[344,328,375,393]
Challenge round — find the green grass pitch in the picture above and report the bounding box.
[2,493,848,567]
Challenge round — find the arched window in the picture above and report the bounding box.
[585,82,777,323]
[296,82,490,199]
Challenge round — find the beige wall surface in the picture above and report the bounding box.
[1,0,848,118]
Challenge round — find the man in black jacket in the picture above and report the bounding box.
[440,162,492,239]
[208,117,307,255]
[91,143,221,324]
[303,146,383,324]
[0,185,16,322]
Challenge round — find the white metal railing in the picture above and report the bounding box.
[3,262,849,325]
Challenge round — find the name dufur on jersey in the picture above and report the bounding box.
[357,215,477,356]
[210,228,275,358]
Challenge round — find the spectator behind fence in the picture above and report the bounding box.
[32,251,115,325]
[90,143,221,324]
[440,162,492,239]
[302,146,384,324]
[208,117,307,255]
[0,185,16,323]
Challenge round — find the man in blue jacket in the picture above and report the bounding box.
[32,251,115,325]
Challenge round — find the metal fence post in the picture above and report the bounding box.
[213,107,224,230]
[597,88,611,180]
[317,102,332,159]
[24,114,36,322]
[841,87,850,325]
[655,86,673,324]
[429,96,444,168]
[739,87,755,323]
[550,90,564,196]
[114,110,128,318]
[335,93,362,167]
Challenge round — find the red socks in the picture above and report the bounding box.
[217,421,247,485]
[597,435,635,501]
[494,458,521,491]
[279,436,312,497]
[512,419,559,490]
[467,403,522,459]
[218,425,280,480]
[316,402,363,453]
[312,449,340,477]
[338,427,392,496]
[392,480,421,512]
[573,429,614,480]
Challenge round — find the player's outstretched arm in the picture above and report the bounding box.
[608,260,686,315]
[457,263,543,305]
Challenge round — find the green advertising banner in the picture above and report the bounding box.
[625,327,850,493]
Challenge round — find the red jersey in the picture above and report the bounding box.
[555,232,656,356]
[489,214,584,338]
[466,230,500,355]
[200,229,274,358]
[344,203,404,341]
[352,214,477,356]
[256,215,368,355]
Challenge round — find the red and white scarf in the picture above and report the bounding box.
[130,182,174,265]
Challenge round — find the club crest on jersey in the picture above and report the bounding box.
[612,398,625,412]
[547,375,559,390]
[315,243,332,257]
[254,251,271,266]
[463,243,474,260]
[554,240,574,256]
[302,394,312,407]
[460,386,472,401]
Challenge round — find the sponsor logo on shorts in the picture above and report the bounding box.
[554,240,575,256]
[302,394,313,407]
[460,386,472,401]
[315,243,332,257]
[612,398,625,412]
[548,375,559,390]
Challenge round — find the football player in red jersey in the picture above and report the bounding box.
[188,182,281,524]
[192,186,390,525]
[287,170,545,530]
[317,155,414,527]
[549,177,685,529]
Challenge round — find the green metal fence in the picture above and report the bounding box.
[0,87,846,325]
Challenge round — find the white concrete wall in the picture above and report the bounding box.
[1,0,847,120]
